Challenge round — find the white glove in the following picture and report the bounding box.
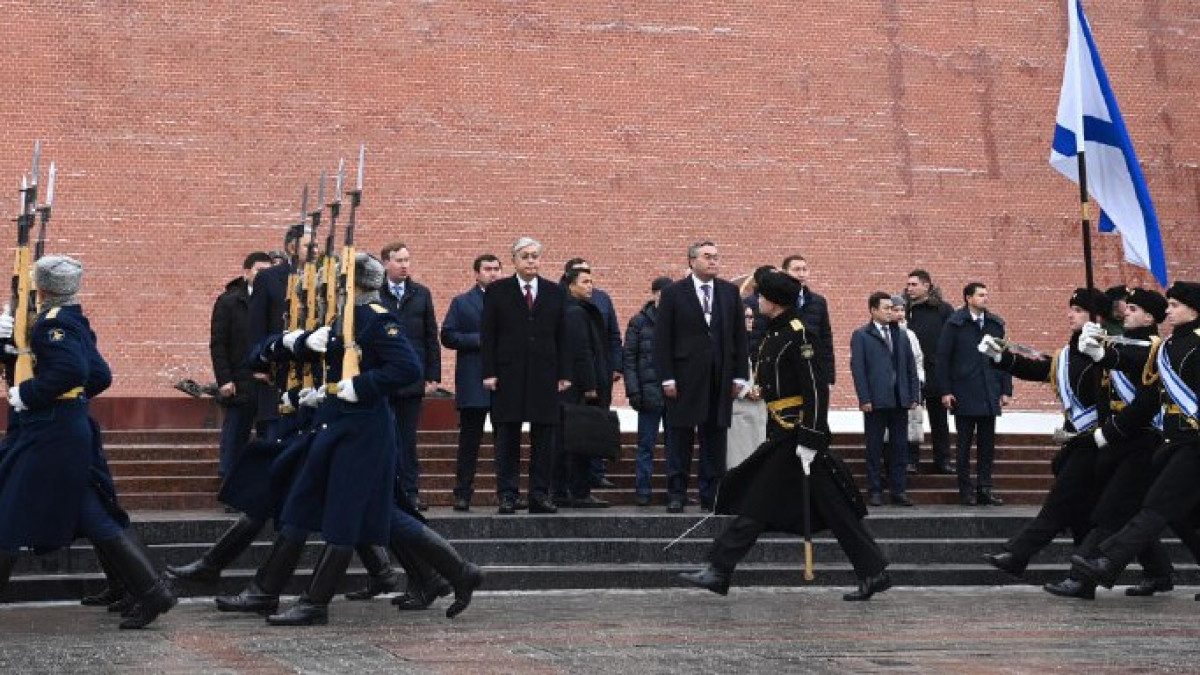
[0,304,13,340]
[304,326,331,353]
[334,378,358,402]
[8,384,27,412]
[281,329,305,352]
[977,335,1003,362]
[1079,335,1105,362]
[1080,321,1105,343]
[795,444,817,475]
[1093,428,1108,449]
[299,385,326,408]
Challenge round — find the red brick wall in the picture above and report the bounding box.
[2,1,1198,411]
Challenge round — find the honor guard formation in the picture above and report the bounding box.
[1,140,1198,634]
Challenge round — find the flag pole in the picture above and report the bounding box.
[1076,151,1097,295]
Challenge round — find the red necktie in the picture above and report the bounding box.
[524,283,534,310]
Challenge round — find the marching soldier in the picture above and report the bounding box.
[0,256,175,629]
[979,288,1110,579]
[678,272,892,601]
[1072,281,1200,596]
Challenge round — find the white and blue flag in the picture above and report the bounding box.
[1050,0,1168,287]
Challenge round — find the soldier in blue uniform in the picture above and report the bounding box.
[1072,281,1200,596]
[678,272,891,601]
[0,256,175,629]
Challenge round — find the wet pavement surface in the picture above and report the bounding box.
[2,586,1199,673]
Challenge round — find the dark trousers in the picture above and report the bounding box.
[915,394,951,466]
[635,408,670,498]
[863,408,909,496]
[392,396,424,499]
[493,421,554,501]
[954,414,996,493]
[1006,445,1097,560]
[453,408,489,500]
[218,400,256,478]
[1100,442,1200,566]
[667,421,726,504]
[709,470,887,580]
[552,449,593,501]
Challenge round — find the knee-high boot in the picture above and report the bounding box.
[82,544,128,607]
[344,545,402,600]
[92,529,177,630]
[0,549,17,600]
[267,545,353,626]
[167,515,264,583]
[389,544,452,610]
[215,534,304,615]
[398,526,483,618]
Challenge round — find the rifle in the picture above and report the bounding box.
[279,186,308,413]
[299,173,325,390]
[328,145,364,395]
[10,142,44,385]
[320,158,344,329]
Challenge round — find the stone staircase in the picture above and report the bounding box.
[104,429,1056,510]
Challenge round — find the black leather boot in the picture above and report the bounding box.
[92,530,177,629]
[390,544,452,610]
[344,545,402,600]
[976,488,1004,506]
[400,526,484,618]
[167,515,264,583]
[1070,554,1122,589]
[267,545,353,626]
[1125,576,1174,597]
[0,549,16,600]
[678,565,731,596]
[1043,576,1096,600]
[843,570,893,601]
[982,551,1027,578]
[82,545,127,607]
[215,535,304,615]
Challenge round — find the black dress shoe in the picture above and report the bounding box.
[552,495,572,508]
[515,498,529,511]
[843,571,893,601]
[891,494,915,507]
[868,493,883,507]
[165,559,221,584]
[936,462,955,475]
[1070,554,1121,589]
[634,494,651,507]
[267,598,329,626]
[453,498,470,512]
[497,499,516,515]
[528,498,558,514]
[1043,577,1096,600]
[593,477,617,489]
[569,495,610,509]
[678,566,730,596]
[1125,576,1174,596]
[81,585,126,607]
[959,492,977,506]
[976,489,1004,506]
[666,500,684,513]
[982,551,1027,578]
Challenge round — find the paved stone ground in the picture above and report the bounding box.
[1,586,1198,673]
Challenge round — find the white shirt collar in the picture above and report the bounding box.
[519,276,538,295]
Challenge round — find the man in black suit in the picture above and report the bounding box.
[481,237,571,515]
[379,242,441,511]
[782,255,836,391]
[654,240,749,513]
[246,224,307,438]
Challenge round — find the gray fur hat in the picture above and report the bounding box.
[355,252,385,290]
[34,255,83,296]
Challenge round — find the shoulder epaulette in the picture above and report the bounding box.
[45,307,61,319]
[789,319,804,332]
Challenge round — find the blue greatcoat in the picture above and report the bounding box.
[279,301,422,546]
[0,305,127,551]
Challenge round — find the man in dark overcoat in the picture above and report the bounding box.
[480,236,570,515]
[936,282,1013,505]
[678,272,891,601]
[653,240,749,512]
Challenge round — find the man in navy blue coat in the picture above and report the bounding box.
[379,242,441,511]
[441,253,503,511]
[936,282,1013,505]
[850,292,921,506]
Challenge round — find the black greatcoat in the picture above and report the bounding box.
[716,309,866,534]
[480,275,570,426]
[653,275,748,429]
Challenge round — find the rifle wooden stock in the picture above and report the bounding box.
[336,244,359,388]
[300,258,319,389]
[279,254,304,413]
[10,243,33,385]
